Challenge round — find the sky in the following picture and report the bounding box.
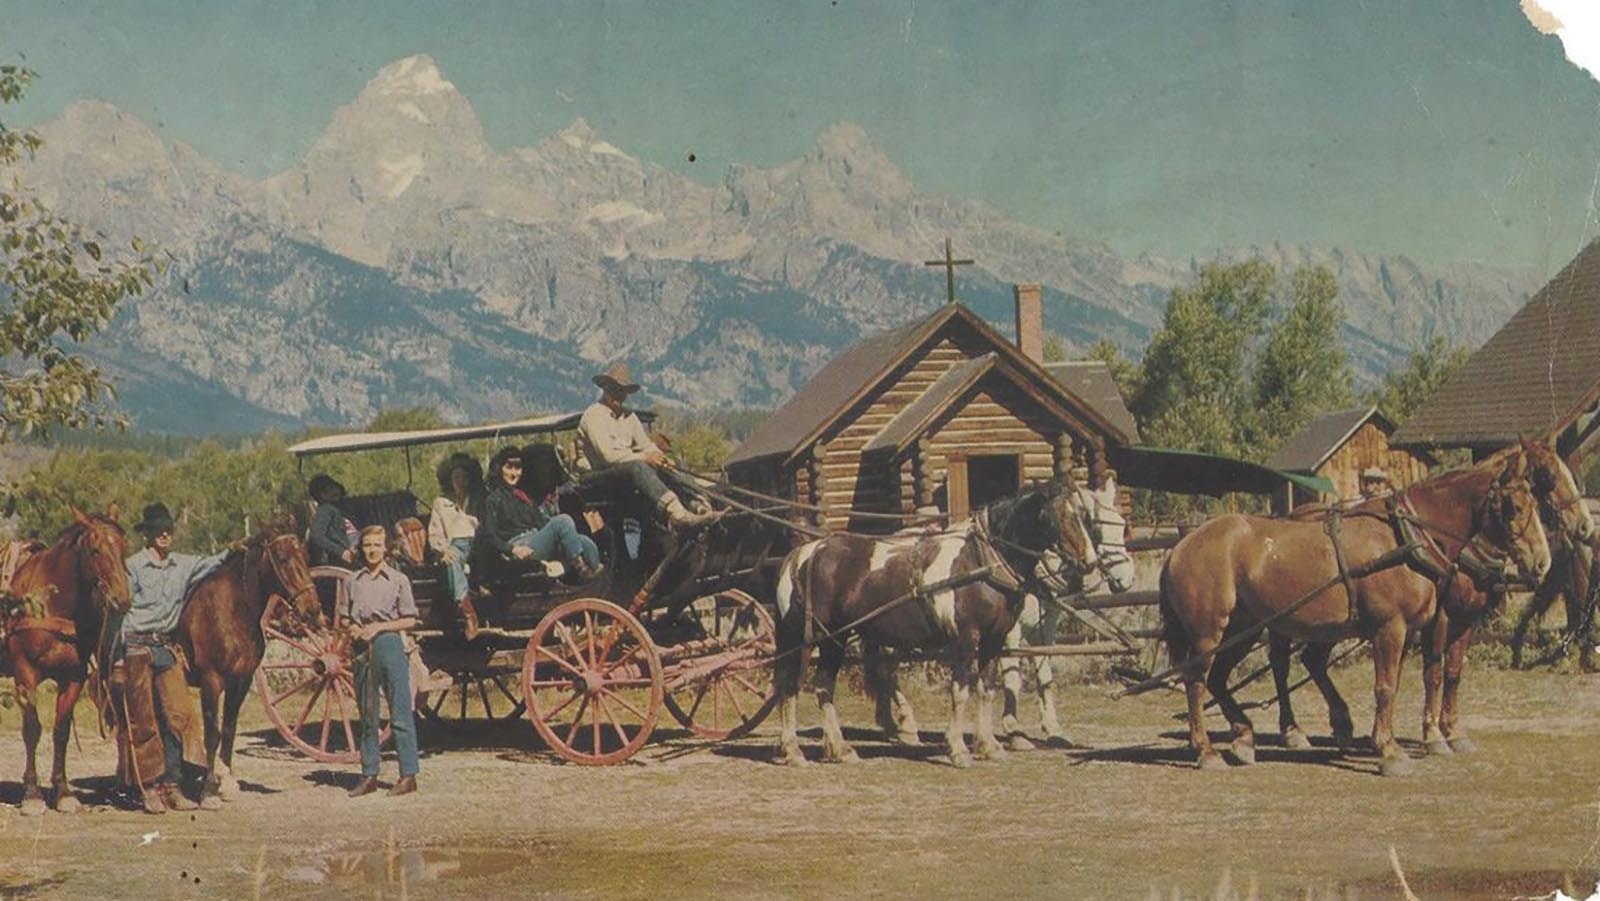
[4,0,1600,273]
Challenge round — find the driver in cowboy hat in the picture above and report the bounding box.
[116,503,227,814]
[576,362,718,531]
[1359,466,1393,500]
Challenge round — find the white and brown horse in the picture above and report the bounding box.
[1160,451,1552,776]
[771,483,1096,767]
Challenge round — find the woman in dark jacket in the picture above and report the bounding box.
[479,446,602,579]
[308,474,356,567]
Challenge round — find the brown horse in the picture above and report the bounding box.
[1268,439,1594,758]
[176,524,317,808]
[1510,530,1599,671]
[771,484,1096,767]
[4,507,132,814]
[1160,453,1551,776]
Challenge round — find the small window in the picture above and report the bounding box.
[966,454,1022,511]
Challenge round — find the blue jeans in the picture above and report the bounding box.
[354,632,419,778]
[441,537,473,601]
[510,514,599,568]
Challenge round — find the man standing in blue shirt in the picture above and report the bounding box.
[119,503,227,814]
[344,525,421,798]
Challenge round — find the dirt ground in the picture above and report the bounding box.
[0,660,1597,900]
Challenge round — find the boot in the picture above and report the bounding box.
[387,775,418,797]
[347,777,380,798]
[663,496,718,532]
[572,558,607,583]
[158,782,198,812]
[459,596,481,641]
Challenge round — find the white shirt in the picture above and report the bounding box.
[577,401,655,469]
[427,496,479,552]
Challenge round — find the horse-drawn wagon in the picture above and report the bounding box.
[256,412,788,766]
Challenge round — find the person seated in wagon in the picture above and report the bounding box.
[428,452,484,638]
[306,474,357,568]
[576,362,718,531]
[479,445,605,583]
[1359,466,1393,500]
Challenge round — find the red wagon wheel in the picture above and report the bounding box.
[662,589,779,739]
[418,666,526,726]
[254,566,389,763]
[522,598,663,765]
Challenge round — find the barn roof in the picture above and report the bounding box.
[1267,406,1388,473]
[1392,239,1600,450]
[726,304,1128,467]
[1043,361,1141,443]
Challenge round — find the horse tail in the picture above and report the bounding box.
[1157,555,1190,671]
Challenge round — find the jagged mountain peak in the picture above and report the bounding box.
[547,117,637,163]
[362,54,457,99]
[814,121,881,158]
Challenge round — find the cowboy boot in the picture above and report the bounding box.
[663,496,718,532]
[387,775,418,796]
[347,777,380,798]
[158,782,198,812]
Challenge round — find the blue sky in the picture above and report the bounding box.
[4,0,1599,272]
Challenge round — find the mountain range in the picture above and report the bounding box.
[16,54,1541,433]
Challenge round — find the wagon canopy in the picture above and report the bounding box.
[1108,445,1334,498]
[286,413,585,458]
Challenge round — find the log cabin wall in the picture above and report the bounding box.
[916,373,1065,519]
[1318,421,1432,501]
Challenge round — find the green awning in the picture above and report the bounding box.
[1108,445,1336,498]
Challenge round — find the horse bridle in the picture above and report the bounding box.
[75,519,128,614]
[1394,469,1541,589]
[259,532,318,613]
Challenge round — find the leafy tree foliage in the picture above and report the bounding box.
[0,61,161,439]
[1043,332,1070,364]
[1365,335,1471,425]
[1251,266,1353,447]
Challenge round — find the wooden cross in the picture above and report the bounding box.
[924,237,974,305]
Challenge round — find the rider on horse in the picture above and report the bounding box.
[116,503,227,814]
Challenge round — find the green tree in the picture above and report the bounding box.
[1252,265,1354,447]
[1087,338,1140,406]
[1133,260,1274,459]
[1043,332,1070,364]
[0,61,160,439]
[1367,335,1471,424]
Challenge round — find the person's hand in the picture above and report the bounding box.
[340,548,355,563]
[642,449,668,468]
[440,546,460,564]
[511,545,534,561]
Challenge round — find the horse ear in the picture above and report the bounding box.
[69,505,88,524]
[106,502,120,522]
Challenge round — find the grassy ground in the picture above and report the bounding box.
[0,659,1596,899]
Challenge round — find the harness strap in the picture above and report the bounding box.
[1323,507,1359,625]
[7,615,78,638]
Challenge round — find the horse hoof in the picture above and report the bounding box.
[974,742,1008,761]
[1283,729,1312,750]
[822,745,859,764]
[999,714,1022,736]
[1424,739,1454,757]
[53,794,81,814]
[19,797,46,817]
[1197,752,1227,771]
[1379,754,1416,777]
[773,745,809,767]
[198,794,223,812]
[948,752,973,769]
[1230,744,1256,766]
[1448,736,1479,755]
[889,730,921,747]
[217,776,241,801]
[1007,734,1037,752]
[1333,733,1358,754]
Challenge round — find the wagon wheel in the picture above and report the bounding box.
[522,598,663,765]
[253,567,389,763]
[417,667,526,726]
[662,589,779,740]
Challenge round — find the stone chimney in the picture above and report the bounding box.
[1013,283,1043,362]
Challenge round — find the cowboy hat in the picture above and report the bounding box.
[134,502,176,536]
[308,474,347,504]
[435,452,484,493]
[592,362,641,396]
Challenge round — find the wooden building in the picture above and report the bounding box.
[1268,405,1436,510]
[1391,238,1600,463]
[725,288,1133,532]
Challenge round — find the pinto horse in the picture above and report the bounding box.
[175,523,317,808]
[4,507,132,814]
[771,483,1096,767]
[1160,453,1551,776]
[1267,438,1594,758]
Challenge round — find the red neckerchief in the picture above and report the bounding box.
[510,487,534,506]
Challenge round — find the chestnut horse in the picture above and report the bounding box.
[4,507,132,814]
[175,523,317,808]
[1160,454,1551,776]
[771,484,1096,767]
[1268,439,1593,758]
